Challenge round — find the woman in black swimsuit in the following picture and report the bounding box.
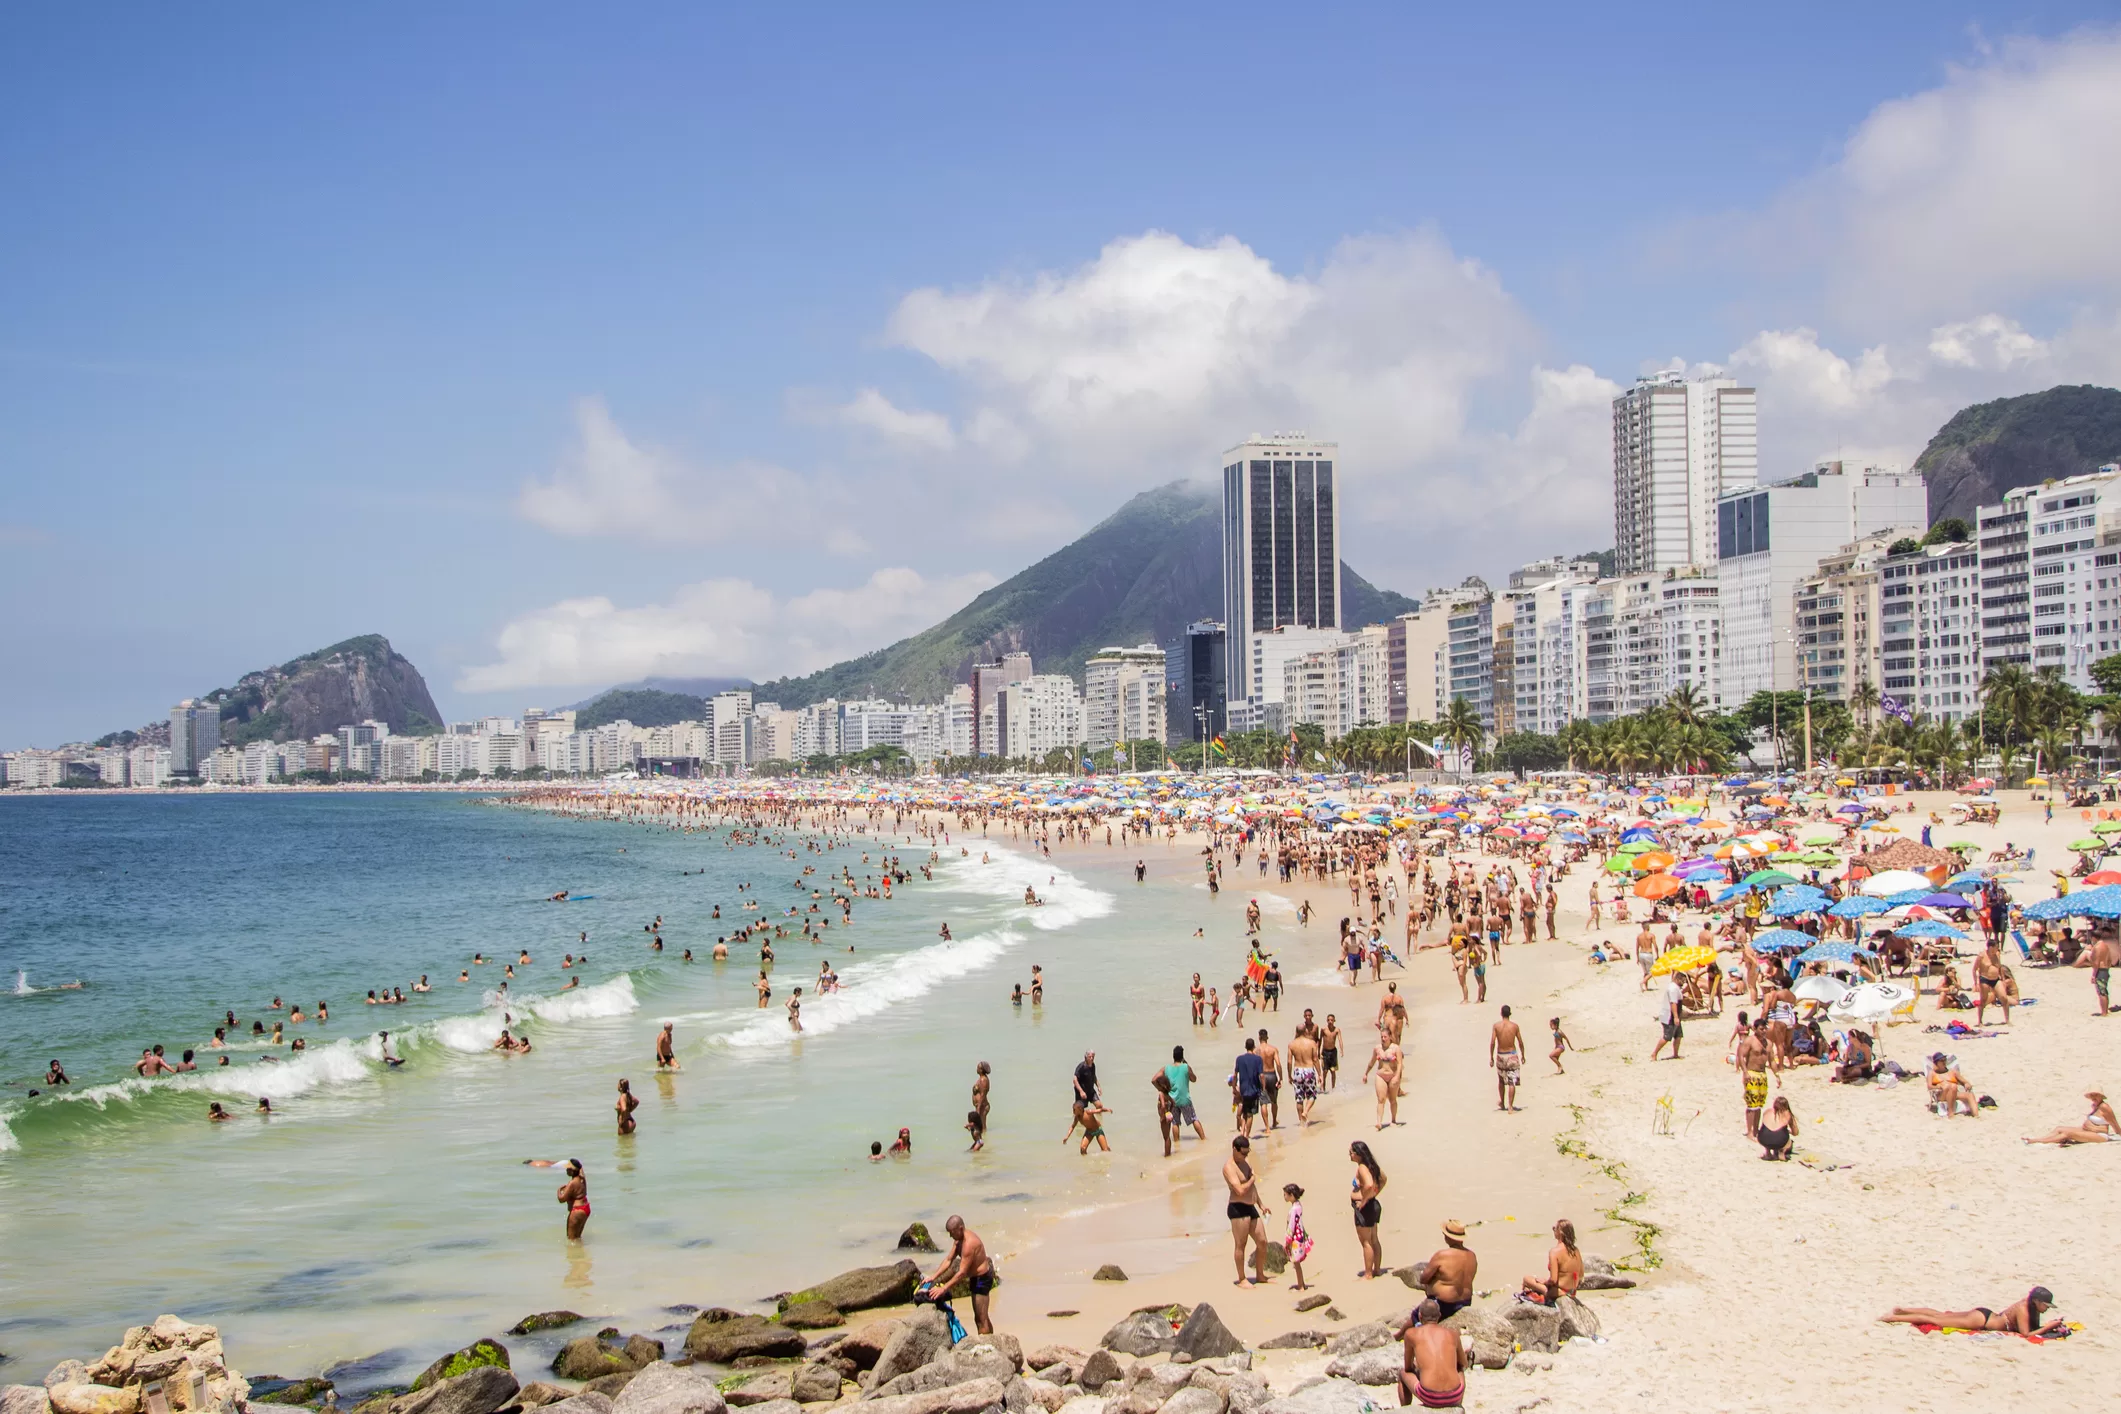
[1881,1286,2064,1335]
[1756,1096,1797,1160]
[1349,1140,1386,1279]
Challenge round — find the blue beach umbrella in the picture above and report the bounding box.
[1795,940,1871,966]
[1750,928,1818,952]
[1884,889,1934,907]
[1829,896,1891,918]
[1895,920,1969,940]
[1915,892,1972,909]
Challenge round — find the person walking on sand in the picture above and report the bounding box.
[1258,1029,1283,1130]
[1282,1183,1313,1290]
[1287,1025,1322,1124]
[1974,941,2012,1025]
[1349,1140,1386,1279]
[1234,1036,1265,1138]
[1363,1029,1402,1128]
[1417,1221,1478,1319]
[1223,1135,1270,1287]
[1651,970,1684,1061]
[1158,1045,1207,1147]
[557,1159,590,1240]
[1321,1015,1342,1090]
[1547,1016,1573,1074]
[1489,1006,1524,1112]
[2073,932,2118,1015]
[920,1216,998,1335]
[1738,1019,1772,1138]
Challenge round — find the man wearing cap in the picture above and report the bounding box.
[1415,1220,1478,1320]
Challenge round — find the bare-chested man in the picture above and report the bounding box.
[1416,1221,1478,1319]
[2075,932,2119,1015]
[972,1060,991,1134]
[654,1022,678,1070]
[1519,1218,1583,1307]
[1222,1135,1271,1287]
[1398,1299,1466,1410]
[921,1215,997,1334]
[1975,941,2012,1024]
[1287,1025,1323,1124]
[1363,1028,1403,1129]
[1256,1029,1283,1130]
[1737,1019,1772,1137]
[1489,1005,1524,1112]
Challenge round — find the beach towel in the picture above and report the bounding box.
[1909,1322,2081,1344]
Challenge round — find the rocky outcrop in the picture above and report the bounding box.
[855,1379,1006,1414]
[1253,1334,1322,1353]
[610,1365,726,1414]
[897,1226,940,1254]
[550,1337,660,1384]
[683,1314,806,1366]
[1503,1304,1562,1355]
[1577,1256,1636,1291]
[1168,1309,1242,1364]
[1554,1296,1600,1341]
[57,1315,248,1414]
[204,635,443,746]
[862,1312,949,1393]
[510,1314,589,1337]
[415,1342,510,1392]
[778,1303,844,1332]
[1090,1268,1126,1284]
[1323,1323,1390,1359]
[2,1388,53,1414]
[1442,1308,1514,1371]
[1259,1379,1372,1414]
[835,1322,905,1375]
[1096,1316,1173,1359]
[536,1395,615,1414]
[781,1263,921,1317]
[1320,1351,1395,1388]
[358,1367,519,1414]
[249,1379,336,1408]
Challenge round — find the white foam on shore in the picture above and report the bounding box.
[719,848,1110,1051]
[526,974,638,1022]
[14,969,35,995]
[0,1110,18,1151]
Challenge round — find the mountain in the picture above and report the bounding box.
[574,687,714,730]
[749,480,1421,708]
[1920,384,2121,524]
[202,634,442,745]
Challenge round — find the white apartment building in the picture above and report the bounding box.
[1877,540,1982,722]
[1718,461,1928,705]
[1613,371,1758,574]
[1794,534,1895,703]
[941,686,973,759]
[1281,626,1390,741]
[1084,645,1169,748]
[1386,582,1487,726]
[1221,434,1343,706]
[1230,625,1349,732]
[169,699,221,775]
[127,744,171,787]
[995,674,1086,760]
[838,700,945,764]
[1977,465,2121,688]
[709,691,754,767]
[207,745,244,784]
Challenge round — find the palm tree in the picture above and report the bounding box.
[1439,698,1485,776]
[1665,682,1707,728]
[1849,677,1881,731]
[2034,724,2075,780]
[1981,663,2036,751]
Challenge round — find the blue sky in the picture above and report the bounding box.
[6,4,2121,745]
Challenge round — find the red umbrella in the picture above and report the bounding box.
[2089,870,2121,886]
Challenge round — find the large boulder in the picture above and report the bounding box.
[1441,1308,1513,1371]
[778,1304,843,1332]
[48,1388,138,1414]
[1503,1304,1562,1355]
[1319,1350,1395,1388]
[250,1379,337,1408]
[538,1396,616,1414]
[684,1315,808,1366]
[954,1336,1021,1376]
[3,1389,53,1414]
[1076,1354,1123,1395]
[862,1311,948,1393]
[1554,1296,1600,1341]
[42,1368,87,1393]
[1008,1379,1064,1414]
[1160,1390,1224,1414]
[782,1263,921,1317]
[1090,1267,1126,1284]
[897,1226,940,1254]
[419,1367,522,1414]
[612,1364,727,1414]
[1259,1379,1372,1414]
[856,1378,1008,1414]
[1254,1333,1322,1353]
[1168,1309,1242,1364]
[551,1342,634,1384]
[869,1343,1016,1402]
[1054,1400,1105,1414]
[835,1322,905,1375]
[790,1365,842,1405]
[1577,1256,1636,1292]
[415,1343,511,1393]
[1022,1351,1081,1383]
[1096,1317,1172,1360]
[1323,1323,1389,1360]
[725,1374,791,1409]
[510,1314,588,1337]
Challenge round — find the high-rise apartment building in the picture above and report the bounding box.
[1221,434,1342,709]
[1174,621,1228,743]
[970,652,1033,755]
[1879,540,1982,721]
[169,699,221,776]
[1794,533,1895,702]
[1445,597,1495,731]
[994,675,1086,760]
[1613,371,1758,574]
[1718,462,1927,704]
[1084,645,1169,748]
[1976,465,2121,688]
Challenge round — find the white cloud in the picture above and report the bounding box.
[1927,314,2049,371]
[1729,328,1897,414]
[517,396,810,544]
[834,387,957,451]
[456,566,999,693]
[883,228,1529,475]
[1759,29,2121,318]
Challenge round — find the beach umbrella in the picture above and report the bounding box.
[1750,928,1818,952]
[1793,975,1850,1005]
[2088,870,2121,886]
[2068,838,2106,852]
[1914,892,1972,909]
[1634,873,1682,900]
[1802,833,1844,847]
[1619,826,1659,843]
[1603,855,1636,873]
[2027,776,2050,787]
[1649,944,1717,975]
[1632,851,1677,872]
[1830,982,1916,1024]
[1742,869,1800,889]
[1895,920,1968,940]
[1859,869,1934,896]
[1795,940,1869,966]
[2095,821,2121,835]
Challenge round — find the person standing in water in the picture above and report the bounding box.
[615,1079,640,1135]
[971,1060,991,1139]
[558,1159,590,1239]
[655,1022,678,1070]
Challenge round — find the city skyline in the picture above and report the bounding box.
[6,9,2121,746]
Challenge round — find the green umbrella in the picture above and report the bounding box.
[2095,820,2121,834]
[1945,840,1978,851]
[1613,839,1655,854]
[1741,869,1800,888]
[2067,837,2104,852]
[1770,850,1807,863]
[1603,855,1635,872]
[1802,833,1843,847]
[1798,851,1840,865]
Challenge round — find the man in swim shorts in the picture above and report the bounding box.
[1416,1221,1478,1320]
[1738,1019,1771,1137]
[921,1215,998,1334]
[1287,1024,1322,1124]
[1222,1135,1270,1287]
[1399,1299,1466,1409]
[1489,1005,1524,1112]
[1159,1046,1207,1144]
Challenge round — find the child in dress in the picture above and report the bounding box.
[1282,1183,1313,1290]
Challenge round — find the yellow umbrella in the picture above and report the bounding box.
[1650,944,1718,976]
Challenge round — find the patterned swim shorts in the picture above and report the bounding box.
[1292,1066,1320,1103]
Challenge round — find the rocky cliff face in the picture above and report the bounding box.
[1920,384,2121,524]
[205,635,442,744]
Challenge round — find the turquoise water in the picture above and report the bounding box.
[0,794,1250,1384]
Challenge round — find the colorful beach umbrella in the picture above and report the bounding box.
[1649,944,1717,975]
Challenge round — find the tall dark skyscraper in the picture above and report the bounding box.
[1220,434,1342,705]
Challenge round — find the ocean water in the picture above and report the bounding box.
[0,794,1245,1383]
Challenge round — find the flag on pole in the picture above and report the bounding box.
[1209,735,1228,760]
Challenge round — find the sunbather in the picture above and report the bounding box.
[1880,1287,2065,1336]
[2023,1091,2118,1146]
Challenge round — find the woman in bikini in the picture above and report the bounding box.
[1348,1140,1386,1279]
[557,1159,591,1240]
[2023,1090,2119,1145]
[1880,1286,2064,1335]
